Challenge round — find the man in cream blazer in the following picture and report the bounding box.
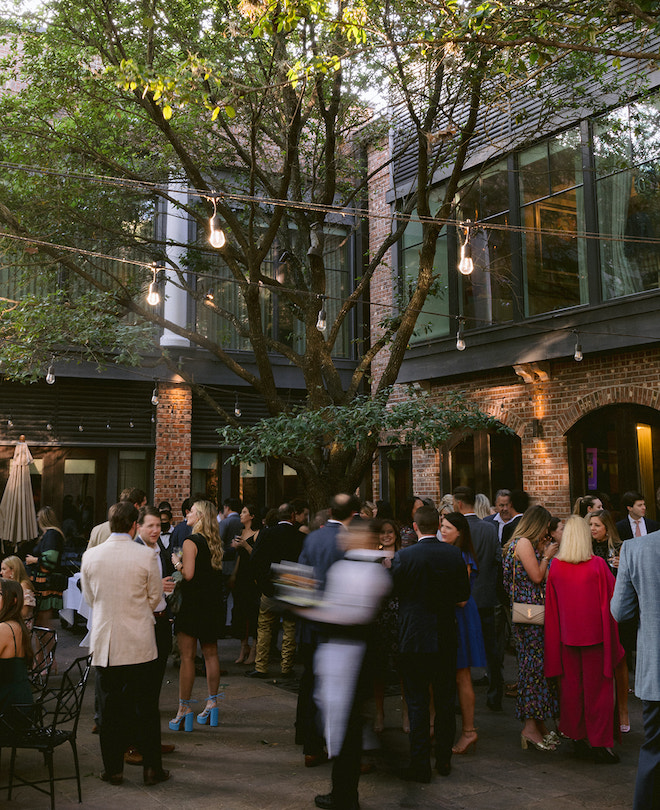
[82,500,169,787]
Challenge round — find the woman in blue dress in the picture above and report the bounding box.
[440,511,486,755]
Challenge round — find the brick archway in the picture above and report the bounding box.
[557,385,660,436]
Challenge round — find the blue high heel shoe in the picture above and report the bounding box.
[197,693,221,727]
[169,700,195,732]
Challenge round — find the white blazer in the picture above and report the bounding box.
[81,532,161,667]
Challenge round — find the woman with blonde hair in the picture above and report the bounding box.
[474,494,491,520]
[26,506,65,630]
[503,505,559,750]
[170,500,224,731]
[545,516,624,763]
[0,556,36,629]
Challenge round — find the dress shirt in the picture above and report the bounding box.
[136,535,167,613]
[629,516,647,537]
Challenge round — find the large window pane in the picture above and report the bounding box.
[456,161,513,325]
[598,168,660,299]
[522,187,587,315]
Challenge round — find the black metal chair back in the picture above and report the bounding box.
[29,626,57,699]
[5,653,92,810]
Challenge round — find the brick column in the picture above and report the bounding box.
[153,382,192,507]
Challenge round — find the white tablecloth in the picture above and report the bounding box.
[60,572,92,647]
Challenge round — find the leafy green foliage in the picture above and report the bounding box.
[220,387,503,467]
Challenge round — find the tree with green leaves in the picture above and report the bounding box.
[0,0,658,508]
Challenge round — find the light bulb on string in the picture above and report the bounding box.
[46,422,53,432]
[78,424,84,432]
[456,317,466,351]
[573,331,583,362]
[7,417,13,428]
[316,296,327,333]
[458,221,474,275]
[151,386,159,406]
[146,263,160,306]
[234,394,241,418]
[46,364,55,385]
[208,196,226,249]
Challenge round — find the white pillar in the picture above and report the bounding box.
[160,179,190,348]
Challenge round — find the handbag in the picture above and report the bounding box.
[510,546,545,625]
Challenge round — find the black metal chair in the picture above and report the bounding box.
[29,626,58,700]
[4,654,92,809]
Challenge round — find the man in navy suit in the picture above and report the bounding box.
[616,491,660,540]
[390,505,470,781]
[612,528,660,809]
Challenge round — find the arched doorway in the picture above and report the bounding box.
[566,404,660,520]
[442,428,523,500]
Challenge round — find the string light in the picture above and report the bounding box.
[146,262,161,306]
[46,422,53,431]
[46,363,55,385]
[573,330,583,362]
[316,295,327,333]
[7,417,13,428]
[234,393,241,418]
[456,317,466,351]
[78,424,84,432]
[458,221,474,276]
[151,385,159,406]
[129,419,135,428]
[208,196,226,249]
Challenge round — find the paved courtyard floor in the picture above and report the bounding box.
[0,621,640,809]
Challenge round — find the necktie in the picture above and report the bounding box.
[634,520,642,537]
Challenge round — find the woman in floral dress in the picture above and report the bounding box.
[503,505,560,750]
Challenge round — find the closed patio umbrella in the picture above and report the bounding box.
[0,435,38,554]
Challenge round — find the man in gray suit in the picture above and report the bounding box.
[453,486,503,711]
[611,528,660,809]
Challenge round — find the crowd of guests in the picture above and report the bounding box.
[0,485,657,809]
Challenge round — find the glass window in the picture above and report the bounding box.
[595,92,660,300]
[456,161,513,325]
[118,450,148,498]
[400,190,451,342]
[194,227,352,358]
[192,451,218,502]
[519,129,586,316]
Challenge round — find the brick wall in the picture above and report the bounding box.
[407,345,660,516]
[153,382,192,508]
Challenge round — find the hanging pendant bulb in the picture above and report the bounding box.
[456,317,466,351]
[234,393,241,418]
[146,263,160,306]
[458,221,474,275]
[46,364,55,385]
[316,296,327,333]
[573,331,583,362]
[7,417,13,428]
[209,196,226,249]
[151,386,159,406]
[46,422,53,431]
[78,424,84,432]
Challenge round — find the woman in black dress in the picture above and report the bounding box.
[230,504,261,664]
[170,500,224,730]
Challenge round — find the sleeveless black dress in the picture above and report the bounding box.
[174,534,223,643]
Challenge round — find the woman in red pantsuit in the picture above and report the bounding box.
[545,515,624,764]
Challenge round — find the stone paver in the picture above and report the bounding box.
[0,622,640,809]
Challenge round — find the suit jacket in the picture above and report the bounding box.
[615,516,660,541]
[220,512,243,564]
[251,521,305,597]
[86,520,111,550]
[501,514,522,546]
[81,532,161,667]
[298,521,345,589]
[391,536,470,654]
[611,529,660,700]
[464,515,500,610]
